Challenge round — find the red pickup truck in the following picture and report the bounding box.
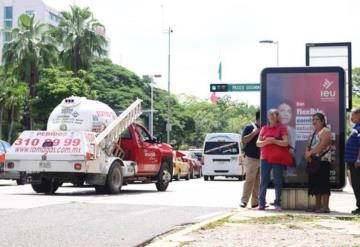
[119,123,174,191]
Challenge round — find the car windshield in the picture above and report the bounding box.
[191,152,202,161]
[204,142,239,155]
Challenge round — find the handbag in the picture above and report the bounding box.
[306,131,329,174]
[266,126,293,166]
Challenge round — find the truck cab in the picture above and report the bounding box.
[120,123,173,178]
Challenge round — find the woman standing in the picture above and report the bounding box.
[257,109,292,211]
[305,112,332,213]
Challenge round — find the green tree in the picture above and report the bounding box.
[4,77,28,142]
[53,5,107,74]
[2,14,57,129]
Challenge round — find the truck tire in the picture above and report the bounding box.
[156,161,172,191]
[105,162,123,194]
[31,179,60,194]
[210,176,215,181]
[204,175,209,181]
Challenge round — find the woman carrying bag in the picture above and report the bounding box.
[305,112,332,213]
[257,109,293,211]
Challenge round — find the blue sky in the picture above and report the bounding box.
[44,0,360,105]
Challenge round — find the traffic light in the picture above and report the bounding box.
[210,84,228,92]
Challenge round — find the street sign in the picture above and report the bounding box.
[210,83,260,92]
[210,84,228,92]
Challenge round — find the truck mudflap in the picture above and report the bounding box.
[5,131,96,173]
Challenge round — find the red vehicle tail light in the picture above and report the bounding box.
[74,163,82,170]
[7,162,14,169]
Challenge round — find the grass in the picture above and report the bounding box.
[200,216,232,230]
[336,216,360,223]
[235,214,316,225]
[179,241,191,247]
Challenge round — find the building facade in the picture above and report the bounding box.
[0,0,60,60]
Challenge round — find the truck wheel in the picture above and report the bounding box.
[106,162,123,194]
[156,162,172,191]
[31,179,60,194]
[204,175,208,181]
[210,176,215,181]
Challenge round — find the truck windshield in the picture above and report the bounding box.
[204,142,239,155]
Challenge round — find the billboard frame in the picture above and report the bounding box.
[261,66,346,189]
[306,42,352,112]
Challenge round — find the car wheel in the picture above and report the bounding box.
[210,176,215,181]
[185,172,190,180]
[174,174,180,181]
[156,161,172,191]
[190,169,195,179]
[204,175,209,181]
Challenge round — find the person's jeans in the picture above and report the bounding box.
[259,160,284,207]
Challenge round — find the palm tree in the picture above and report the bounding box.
[2,14,57,129]
[4,77,28,142]
[53,5,107,74]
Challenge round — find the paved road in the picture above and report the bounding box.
[0,177,356,247]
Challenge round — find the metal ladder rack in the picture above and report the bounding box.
[92,99,142,157]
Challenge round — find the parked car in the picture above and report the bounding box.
[188,148,204,165]
[181,150,202,179]
[0,140,25,185]
[172,151,190,180]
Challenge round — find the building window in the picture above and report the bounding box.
[4,6,13,19]
[3,32,11,42]
[4,20,12,29]
[25,10,34,17]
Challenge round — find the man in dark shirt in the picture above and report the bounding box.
[240,110,261,208]
[345,107,360,214]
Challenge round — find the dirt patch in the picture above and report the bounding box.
[185,215,360,247]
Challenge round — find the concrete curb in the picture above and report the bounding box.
[146,211,234,247]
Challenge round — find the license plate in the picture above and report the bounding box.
[39,161,51,168]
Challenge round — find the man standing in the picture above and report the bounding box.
[345,107,360,215]
[240,110,261,208]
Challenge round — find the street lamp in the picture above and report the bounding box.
[165,27,173,144]
[149,74,162,137]
[259,40,279,67]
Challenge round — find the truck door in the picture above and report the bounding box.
[134,124,160,174]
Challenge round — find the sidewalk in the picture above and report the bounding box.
[148,185,360,247]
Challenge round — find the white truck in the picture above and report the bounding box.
[5,96,173,194]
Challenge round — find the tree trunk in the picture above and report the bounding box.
[8,104,15,143]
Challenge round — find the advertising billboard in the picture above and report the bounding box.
[261,67,345,189]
